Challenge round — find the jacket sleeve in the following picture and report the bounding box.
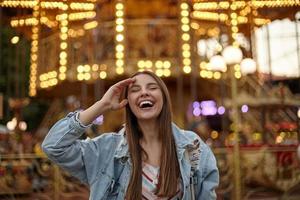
[196,144,219,200]
[41,112,116,185]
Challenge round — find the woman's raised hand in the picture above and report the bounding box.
[100,78,135,111]
[78,78,135,125]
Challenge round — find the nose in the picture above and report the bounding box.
[140,87,149,97]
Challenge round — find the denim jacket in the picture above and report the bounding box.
[42,112,219,200]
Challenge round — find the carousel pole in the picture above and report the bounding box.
[0,6,3,120]
[227,1,242,199]
[295,13,300,141]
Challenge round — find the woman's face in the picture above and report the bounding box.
[127,74,164,121]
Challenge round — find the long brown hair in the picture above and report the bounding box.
[124,71,180,199]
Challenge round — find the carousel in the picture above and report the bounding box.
[1,0,300,199]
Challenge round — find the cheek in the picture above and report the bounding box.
[127,95,136,109]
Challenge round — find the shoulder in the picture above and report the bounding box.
[83,129,125,150]
[172,123,205,149]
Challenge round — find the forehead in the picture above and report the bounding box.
[132,73,158,85]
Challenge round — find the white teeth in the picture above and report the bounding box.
[139,100,153,107]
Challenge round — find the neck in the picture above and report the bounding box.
[138,119,160,144]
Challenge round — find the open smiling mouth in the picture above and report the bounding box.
[139,100,154,109]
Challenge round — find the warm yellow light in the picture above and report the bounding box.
[182,50,191,58]
[234,64,240,71]
[181,3,189,10]
[235,71,241,79]
[32,34,38,40]
[181,24,190,32]
[61,26,68,33]
[30,76,37,82]
[77,73,84,81]
[181,17,189,24]
[84,21,98,30]
[84,64,91,72]
[116,51,124,58]
[31,46,38,52]
[84,73,91,80]
[60,33,68,40]
[11,36,19,44]
[163,69,171,77]
[60,42,68,50]
[155,69,163,77]
[183,58,191,66]
[190,22,199,29]
[182,33,190,41]
[155,60,163,68]
[138,60,145,68]
[70,2,94,10]
[207,71,213,79]
[200,70,206,77]
[163,61,171,68]
[213,72,221,79]
[116,3,124,10]
[231,26,238,33]
[116,44,124,52]
[51,71,57,78]
[116,25,124,32]
[31,54,37,61]
[39,75,45,82]
[145,60,153,68]
[77,65,84,73]
[211,131,219,139]
[116,67,124,74]
[183,66,191,73]
[116,59,124,67]
[68,11,96,21]
[60,51,67,59]
[59,73,66,80]
[29,90,36,97]
[231,13,237,19]
[181,10,189,17]
[116,34,124,42]
[116,10,124,17]
[92,64,99,71]
[182,43,190,51]
[61,20,68,26]
[59,66,67,73]
[32,27,38,33]
[32,40,38,46]
[116,18,124,25]
[99,71,107,79]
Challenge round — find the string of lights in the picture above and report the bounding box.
[115,0,125,75]
[180,1,192,74]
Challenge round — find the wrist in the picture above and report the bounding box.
[97,99,111,113]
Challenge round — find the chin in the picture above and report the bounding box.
[135,113,160,121]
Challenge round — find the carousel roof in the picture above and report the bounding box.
[1,0,299,98]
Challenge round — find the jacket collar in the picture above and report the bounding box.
[114,123,200,160]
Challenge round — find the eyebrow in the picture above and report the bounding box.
[129,82,159,88]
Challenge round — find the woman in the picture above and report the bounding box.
[42,71,219,200]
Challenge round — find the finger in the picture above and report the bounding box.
[119,99,128,109]
[115,78,135,88]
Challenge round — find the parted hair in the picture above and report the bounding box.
[124,71,180,199]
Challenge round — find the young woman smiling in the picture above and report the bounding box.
[42,71,219,200]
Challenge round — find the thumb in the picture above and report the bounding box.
[119,99,128,109]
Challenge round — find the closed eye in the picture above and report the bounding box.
[149,86,158,90]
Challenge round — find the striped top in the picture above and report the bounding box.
[142,162,182,200]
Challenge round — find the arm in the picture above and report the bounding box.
[42,78,134,184]
[79,78,135,125]
[42,112,100,184]
[196,146,219,200]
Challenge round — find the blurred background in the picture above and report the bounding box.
[0,0,300,199]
